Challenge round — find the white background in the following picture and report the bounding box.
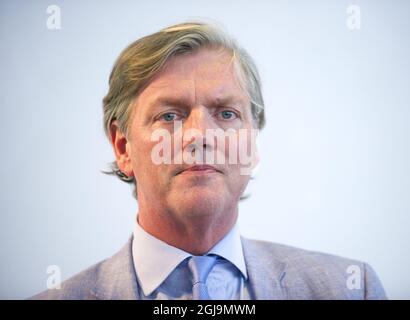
[1,0,409,299]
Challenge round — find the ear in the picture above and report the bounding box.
[109,120,134,178]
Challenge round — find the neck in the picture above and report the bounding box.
[137,205,238,255]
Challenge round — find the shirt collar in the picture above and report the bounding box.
[132,218,248,297]
[208,222,248,279]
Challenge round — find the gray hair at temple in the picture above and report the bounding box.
[102,22,266,199]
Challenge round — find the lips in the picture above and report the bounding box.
[178,165,222,175]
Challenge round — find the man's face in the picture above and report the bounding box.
[122,48,258,224]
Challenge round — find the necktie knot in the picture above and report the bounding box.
[188,255,217,299]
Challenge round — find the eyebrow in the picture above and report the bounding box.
[147,96,191,109]
[147,94,247,110]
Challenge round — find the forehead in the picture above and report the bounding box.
[137,48,249,107]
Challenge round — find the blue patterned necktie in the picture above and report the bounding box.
[188,255,217,300]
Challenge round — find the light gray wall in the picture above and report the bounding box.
[1,0,409,299]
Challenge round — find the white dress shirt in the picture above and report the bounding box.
[132,219,251,300]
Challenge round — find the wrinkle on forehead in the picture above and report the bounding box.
[142,48,247,101]
[157,48,235,81]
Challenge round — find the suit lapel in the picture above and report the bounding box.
[241,237,288,300]
[90,236,141,300]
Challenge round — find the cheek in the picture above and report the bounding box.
[221,128,256,165]
[130,136,161,179]
[221,128,256,188]
[222,166,250,200]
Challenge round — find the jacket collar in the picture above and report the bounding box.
[90,236,140,300]
[241,237,288,300]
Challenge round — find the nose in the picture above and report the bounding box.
[184,106,216,133]
[182,106,216,153]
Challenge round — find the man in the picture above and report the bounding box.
[31,22,386,300]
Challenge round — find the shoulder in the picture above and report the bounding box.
[242,238,387,299]
[28,260,105,300]
[243,237,360,269]
[29,237,135,300]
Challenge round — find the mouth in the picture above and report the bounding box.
[177,165,222,175]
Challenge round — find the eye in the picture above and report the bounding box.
[159,112,180,122]
[219,110,237,120]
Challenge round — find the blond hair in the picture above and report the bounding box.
[102,22,265,199]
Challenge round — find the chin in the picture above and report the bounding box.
[170,187,226,218]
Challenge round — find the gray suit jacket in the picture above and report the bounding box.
[30,237,387,300]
